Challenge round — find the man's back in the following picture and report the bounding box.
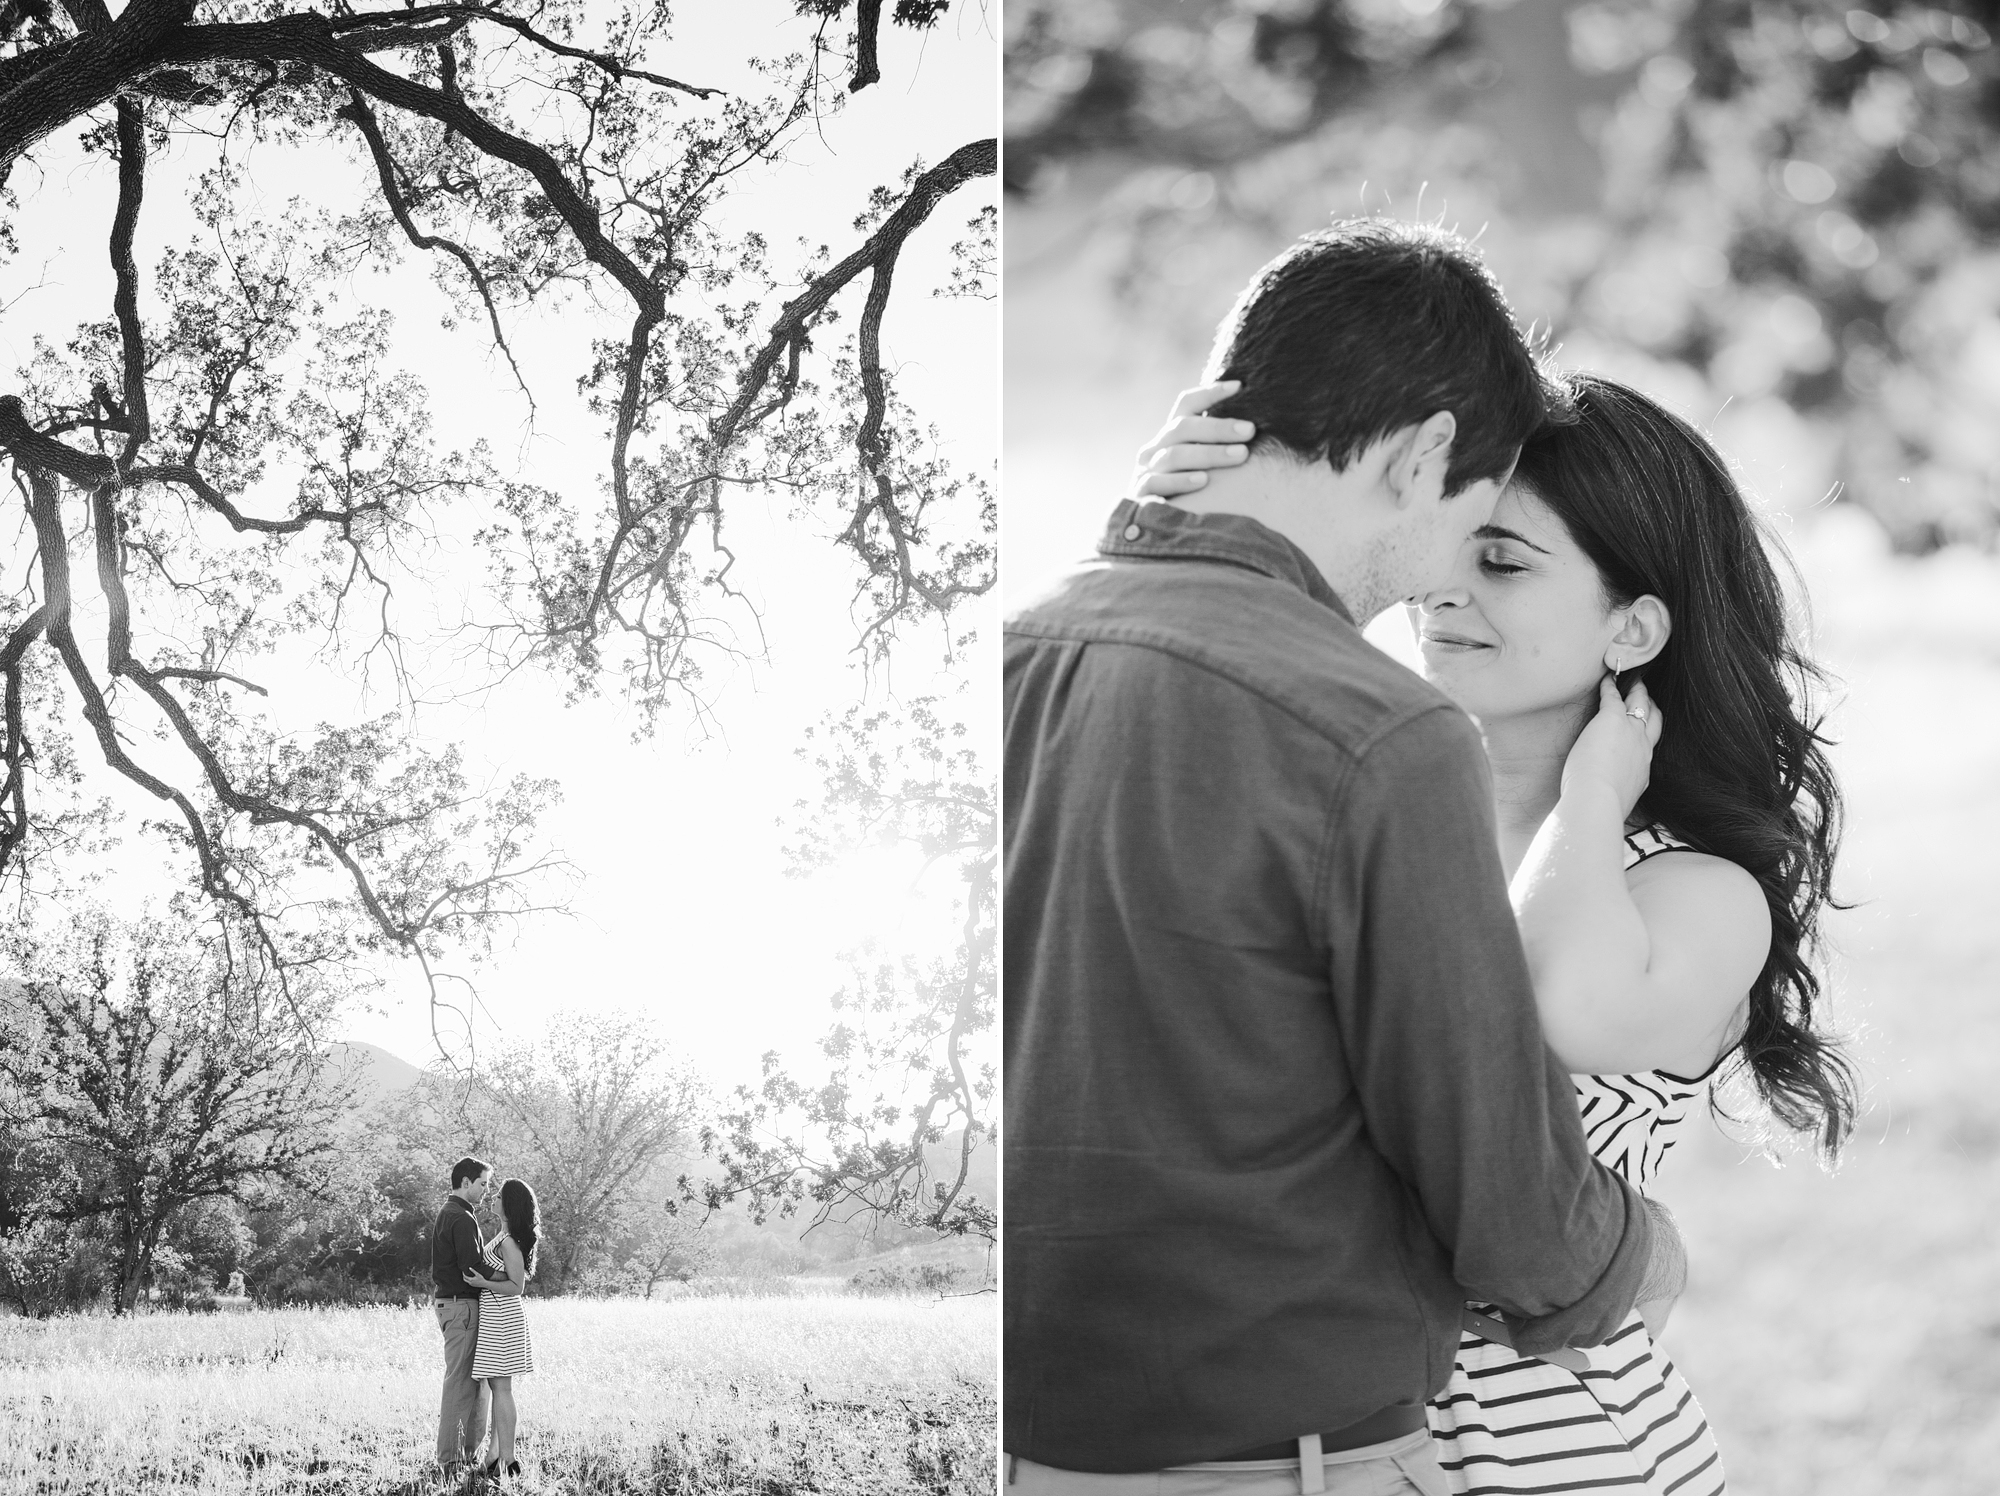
[1004,504,1650,1473]
[432,1197,481,1301]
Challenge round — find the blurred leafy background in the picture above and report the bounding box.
[1003,3,2000,1493]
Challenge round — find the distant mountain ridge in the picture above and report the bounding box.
[326,1040,427,1102]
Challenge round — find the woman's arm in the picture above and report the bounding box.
[490,1237,527,1297]
[1515,680,1769,1077]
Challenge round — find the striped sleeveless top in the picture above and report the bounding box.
[469,1239,535,1379]
[1426,826,1728,1496]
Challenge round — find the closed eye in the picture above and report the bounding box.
[1478,553,1530,577]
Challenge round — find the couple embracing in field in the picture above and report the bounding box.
[1004,220,1857,1494]
[431,1157,542,1482]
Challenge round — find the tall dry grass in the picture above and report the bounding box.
[0,1293,994,1494]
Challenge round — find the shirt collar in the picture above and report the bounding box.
[1098,500,1355,625]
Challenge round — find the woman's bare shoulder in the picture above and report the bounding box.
[1626,846,1770,936]
[1626,848,1770,1069]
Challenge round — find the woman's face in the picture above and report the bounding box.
[1410,483,1625,724]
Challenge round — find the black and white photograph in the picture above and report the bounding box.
[1004,3,1997,1495]
[0,1,997,1492]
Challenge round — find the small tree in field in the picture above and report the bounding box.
[445,1010,704,1293]
[0,906,350,1313]
[615,1188,715,1297]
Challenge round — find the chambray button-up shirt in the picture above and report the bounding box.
[1003,501,1653,1474]
[430,1194,486,1302]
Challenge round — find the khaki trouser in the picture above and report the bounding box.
[1007,1429,1451,1496]
[434,1298,490,1464]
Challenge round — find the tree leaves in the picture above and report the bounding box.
[693,695,995,1243]
[0,3,994,1048]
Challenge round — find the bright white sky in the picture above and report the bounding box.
[0,2,998,1091]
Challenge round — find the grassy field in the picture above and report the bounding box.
[0,1293,994,1495]
[1650,519,2000,1496]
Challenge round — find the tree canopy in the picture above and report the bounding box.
[0,1,997,1032]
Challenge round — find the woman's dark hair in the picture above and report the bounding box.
[499,1178,541,1278]
[1205,218,1554,495]
[1515,373,1858,1162]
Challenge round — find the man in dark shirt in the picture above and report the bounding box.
[1004,221,1681,1491]
[432,1155,493,1469]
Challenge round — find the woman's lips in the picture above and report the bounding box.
[1419,631,1492,652]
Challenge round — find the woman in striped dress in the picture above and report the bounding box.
[463,1177,540,1480]
[1139,374,1858,1494]
[1431,831,1731,1496]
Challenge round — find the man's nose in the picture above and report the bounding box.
[1419,586,1470,612]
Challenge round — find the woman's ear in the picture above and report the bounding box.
[1603,594,1671,673]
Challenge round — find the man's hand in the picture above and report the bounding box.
[1636,1196,1686,1308]
[1638,1296,1675,1341]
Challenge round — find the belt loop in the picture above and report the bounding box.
[1297,1433,1325,1494]
[1005,1453,1017,1486]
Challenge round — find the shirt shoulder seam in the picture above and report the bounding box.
[1004,623,1447,753]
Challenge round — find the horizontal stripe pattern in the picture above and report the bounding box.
[1425,828,1726,1495]
[469,1248,535,1379]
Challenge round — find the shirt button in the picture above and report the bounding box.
[1123,524,1142,541]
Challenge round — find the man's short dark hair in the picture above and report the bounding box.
[450,1156,491,1190]
[1204,218,1554,494]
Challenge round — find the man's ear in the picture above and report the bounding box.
[1384,411,1456,510]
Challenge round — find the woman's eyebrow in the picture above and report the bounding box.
[1473,523,1552,554]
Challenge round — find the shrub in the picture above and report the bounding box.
[0,1219,113,1317]
[849,1261,965,1295]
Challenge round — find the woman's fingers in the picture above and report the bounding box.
[1146,440,1249,472]
[1633,682,1666,747]
[1155,415,1257,448]
[1134,468,1212,498]
[1613,677,1665,748]
[1135,417,1256,472]
[1167,379,1240,420]
[1132,386,1256,494]
[1129,383,1257,498]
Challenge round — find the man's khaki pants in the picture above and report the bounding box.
[434,1298,490,1465]
[1006,1429,1451,1496]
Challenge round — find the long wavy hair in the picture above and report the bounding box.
[1513,373,1858,1161]
[499,1177,541,1278]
